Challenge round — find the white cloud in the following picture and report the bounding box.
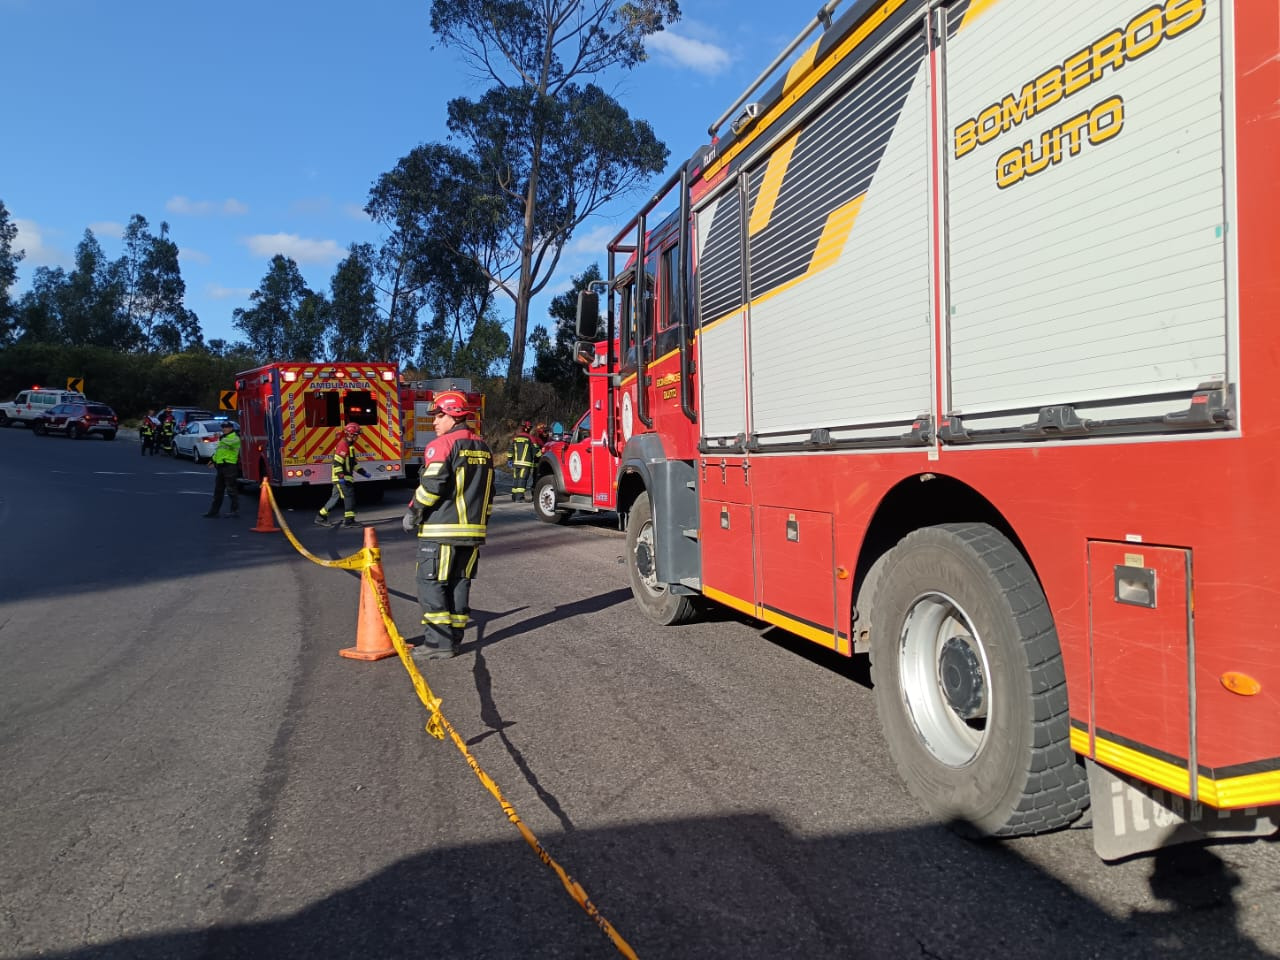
[342,203,370,222]
[243,233,344,264]
[179,247,211,264]
[646,30,731,75]
[207,283,254,300]
[166,196,249,216]
[568,224,615,256]
[13,219,68,268]
[88,220,124,239]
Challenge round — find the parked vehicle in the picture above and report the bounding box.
[0,387,87,427]
[158,407,214,430]
[399,377,484,482]
[533,343,619,524]
[236,362,402,489]
[31,402,118,440]
[174,419,238,462]
[577,0,1280,860]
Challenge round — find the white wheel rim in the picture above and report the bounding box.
[898,591,992,767]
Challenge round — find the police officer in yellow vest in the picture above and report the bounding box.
[203,420,242,518]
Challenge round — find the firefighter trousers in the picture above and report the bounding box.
[415,541,479,651]
[320,478,355,520]
[511,464,533,498]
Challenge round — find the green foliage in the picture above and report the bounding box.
[0,199,22,345]
[233,255,328,360]
[328,243,379,361]
[0,341,258,417]
[119,215,201,352]
[531,262,598,407]
[415,0,678,402]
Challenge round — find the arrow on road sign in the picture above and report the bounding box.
[219,390,238,411]
[67,377,84,392]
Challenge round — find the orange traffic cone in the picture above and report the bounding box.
[340,527,397,661]
[250,479,280,533]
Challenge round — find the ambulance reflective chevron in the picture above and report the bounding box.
[580,0,1280,857]
[235,362,402,487]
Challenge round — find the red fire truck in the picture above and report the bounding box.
[399,377,485,481]
[236,361,403,489]
[532,341,621,523]
[578,0,1279,857]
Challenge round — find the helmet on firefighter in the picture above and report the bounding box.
[520,420,533,432]
[432,390,470,419]
[343,422,361,437]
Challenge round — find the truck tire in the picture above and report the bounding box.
[868,522,1087,837]
[0,412,8,426]
[625,491,698,626]
[533,475,569,524]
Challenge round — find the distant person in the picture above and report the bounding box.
[508,419,537,502]
[402,391,493,661]
[314,423,370,528]
[139,409,158,456]
[202,421,241,519]
[159,408,176,455]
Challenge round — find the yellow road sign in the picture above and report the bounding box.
[67,377,84,392]
[219,390,238,411]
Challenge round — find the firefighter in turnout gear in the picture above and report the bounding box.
[315,423,371,527]
[402,390,493,661]
[139,410,158,456]
[159,409,176,455]
[508,420,537,502]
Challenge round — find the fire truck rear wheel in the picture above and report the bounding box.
[533,475,569,524]
[869,522,1087,838]
[626,491,697,626]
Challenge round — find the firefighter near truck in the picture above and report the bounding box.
[576,0,1279,858]
[235,362,403,491]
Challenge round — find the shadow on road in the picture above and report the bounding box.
[19,816,1274,960]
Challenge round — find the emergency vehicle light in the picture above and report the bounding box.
[380,370,395,381]
[282,371,297,382]
[335,370,345,378]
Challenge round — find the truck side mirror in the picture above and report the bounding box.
[576,291,599,340]
[573,340,594,366]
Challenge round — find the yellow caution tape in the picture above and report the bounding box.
[262,483,639,959]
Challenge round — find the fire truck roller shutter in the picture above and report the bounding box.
[868,522,1088,837]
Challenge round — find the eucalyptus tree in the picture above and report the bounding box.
[233,255,328,360]
[419,0,677,400]
[0,200,22,345]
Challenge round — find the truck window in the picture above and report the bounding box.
[303,390,380,428]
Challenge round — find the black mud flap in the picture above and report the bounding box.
[1087,759,1280,861]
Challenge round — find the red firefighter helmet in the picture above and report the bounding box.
[433,391,470,419]
[343,422,361,437]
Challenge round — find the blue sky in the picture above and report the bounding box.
[2,0,810,349]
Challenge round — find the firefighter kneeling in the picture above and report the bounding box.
[402,391,494,661]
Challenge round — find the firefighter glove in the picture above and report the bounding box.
[402,505,422,535]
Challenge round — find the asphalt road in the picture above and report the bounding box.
[1,425,1277,959]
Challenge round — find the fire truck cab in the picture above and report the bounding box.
[532,340,620,523]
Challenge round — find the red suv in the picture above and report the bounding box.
[32,402,119,440]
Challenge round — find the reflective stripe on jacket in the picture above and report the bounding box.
[414,424,493,544]
[331,438,355,482]
[509,432,536,469]
[212,430,241,465]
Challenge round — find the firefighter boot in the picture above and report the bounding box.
[313,512,332,527]
[341,517,358,528]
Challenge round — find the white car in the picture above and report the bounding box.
[174,419,238,462]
